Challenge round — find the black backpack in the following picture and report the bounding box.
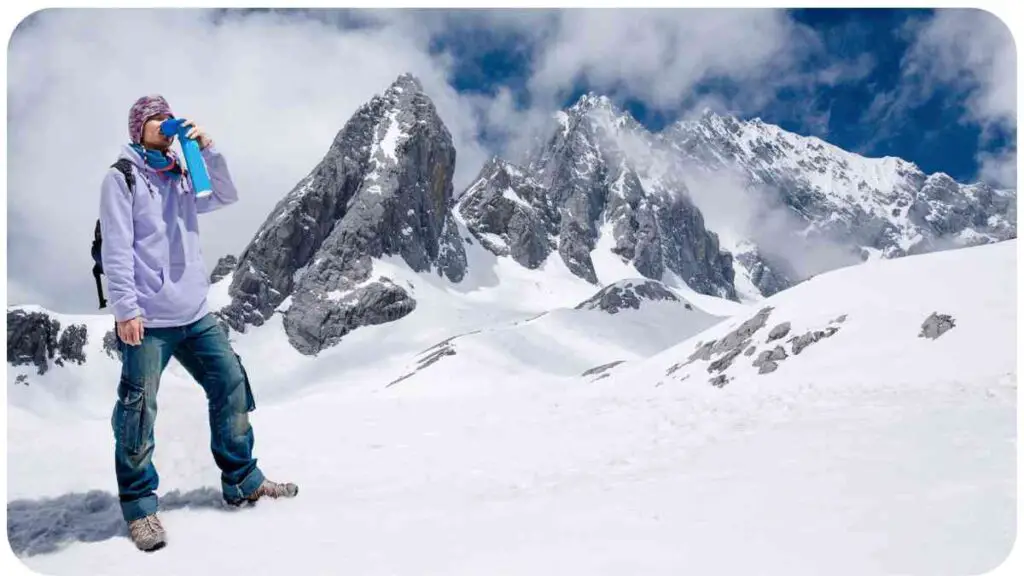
[92,159,136,309]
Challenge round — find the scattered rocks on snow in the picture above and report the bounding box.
[688,341,716,364]
[758,360,779,374]
[789,326,840,355]
[711,307,773,355]
[744,345,757,357]
[15,374,28,386]
[386,330,481,387]
[767,322,791,342]
[709,374,730,388]
[919,312,956,339]
[753,345,788,368]
[708,344,747,374]
[7,310,88,375]
[582,360,626,377]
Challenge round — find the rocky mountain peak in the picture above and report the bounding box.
[465,95,738,299]
[386,72,425,96]
[218,73,467,355]
[568,92,615,115]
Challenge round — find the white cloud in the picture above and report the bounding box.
[678,167,861,279]
[901,8,1016,132]
[529,9,816,112]
[6,8,493,314]
[978,148,1017,189]
[870,8,1017,187]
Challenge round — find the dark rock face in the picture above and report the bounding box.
[283,277,416,355]
[7,310,87,375]
[460,94,738,300]
[457,158,558,269]
[219,74,467,355]
[56,325,87,367]
[734,246,794,297]
[919,312,956,339]
[209,255,238,284]
[102,328,121,361]
[575,279,681,314]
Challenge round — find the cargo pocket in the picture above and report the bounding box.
[234,353,256,412]
[117,384,146,454]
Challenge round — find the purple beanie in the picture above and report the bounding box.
[128,95,174,144]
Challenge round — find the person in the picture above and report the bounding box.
[99,95,297,553]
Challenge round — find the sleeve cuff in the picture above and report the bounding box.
[113,304,140,322]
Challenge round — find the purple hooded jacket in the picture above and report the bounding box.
[98,142,238,327]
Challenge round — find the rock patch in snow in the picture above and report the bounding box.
[919,312,956,340]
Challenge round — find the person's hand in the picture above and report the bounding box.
[117,316,145,346]
[182,119,214,150]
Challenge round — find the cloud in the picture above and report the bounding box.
[863,8,1016,187]
[676,166,861,279]
[6,8,495,314]
[901,8,1015,132]
[978,148,1018,189]
[529,9,819,113]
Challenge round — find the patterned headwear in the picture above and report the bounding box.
[128,94,174,144]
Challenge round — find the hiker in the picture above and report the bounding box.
[97,95,297,552]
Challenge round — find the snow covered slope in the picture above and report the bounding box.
[9,235,1015,575]
[612,235,1016,392]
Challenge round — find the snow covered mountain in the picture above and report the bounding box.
[666,110,1016,293]
[460,94,739,300]
[460,93,1016,300]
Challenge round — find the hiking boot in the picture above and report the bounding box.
[127,513,166,552]
[227,478,298,506]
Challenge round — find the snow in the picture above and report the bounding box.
[501,187,531,209]
[205,272,234,311]
[476,232,509,252]
[379,108,403,162]
[7,239,1016,575]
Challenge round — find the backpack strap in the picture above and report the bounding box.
[111,158,136,195]
[93,159,138,309]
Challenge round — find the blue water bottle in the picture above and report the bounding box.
[160,118,213,198]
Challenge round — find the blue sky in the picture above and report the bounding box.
[423,8,1015,185]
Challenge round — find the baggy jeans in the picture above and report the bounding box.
[112,312,265,522]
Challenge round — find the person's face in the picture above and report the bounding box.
[141,113,174,150]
